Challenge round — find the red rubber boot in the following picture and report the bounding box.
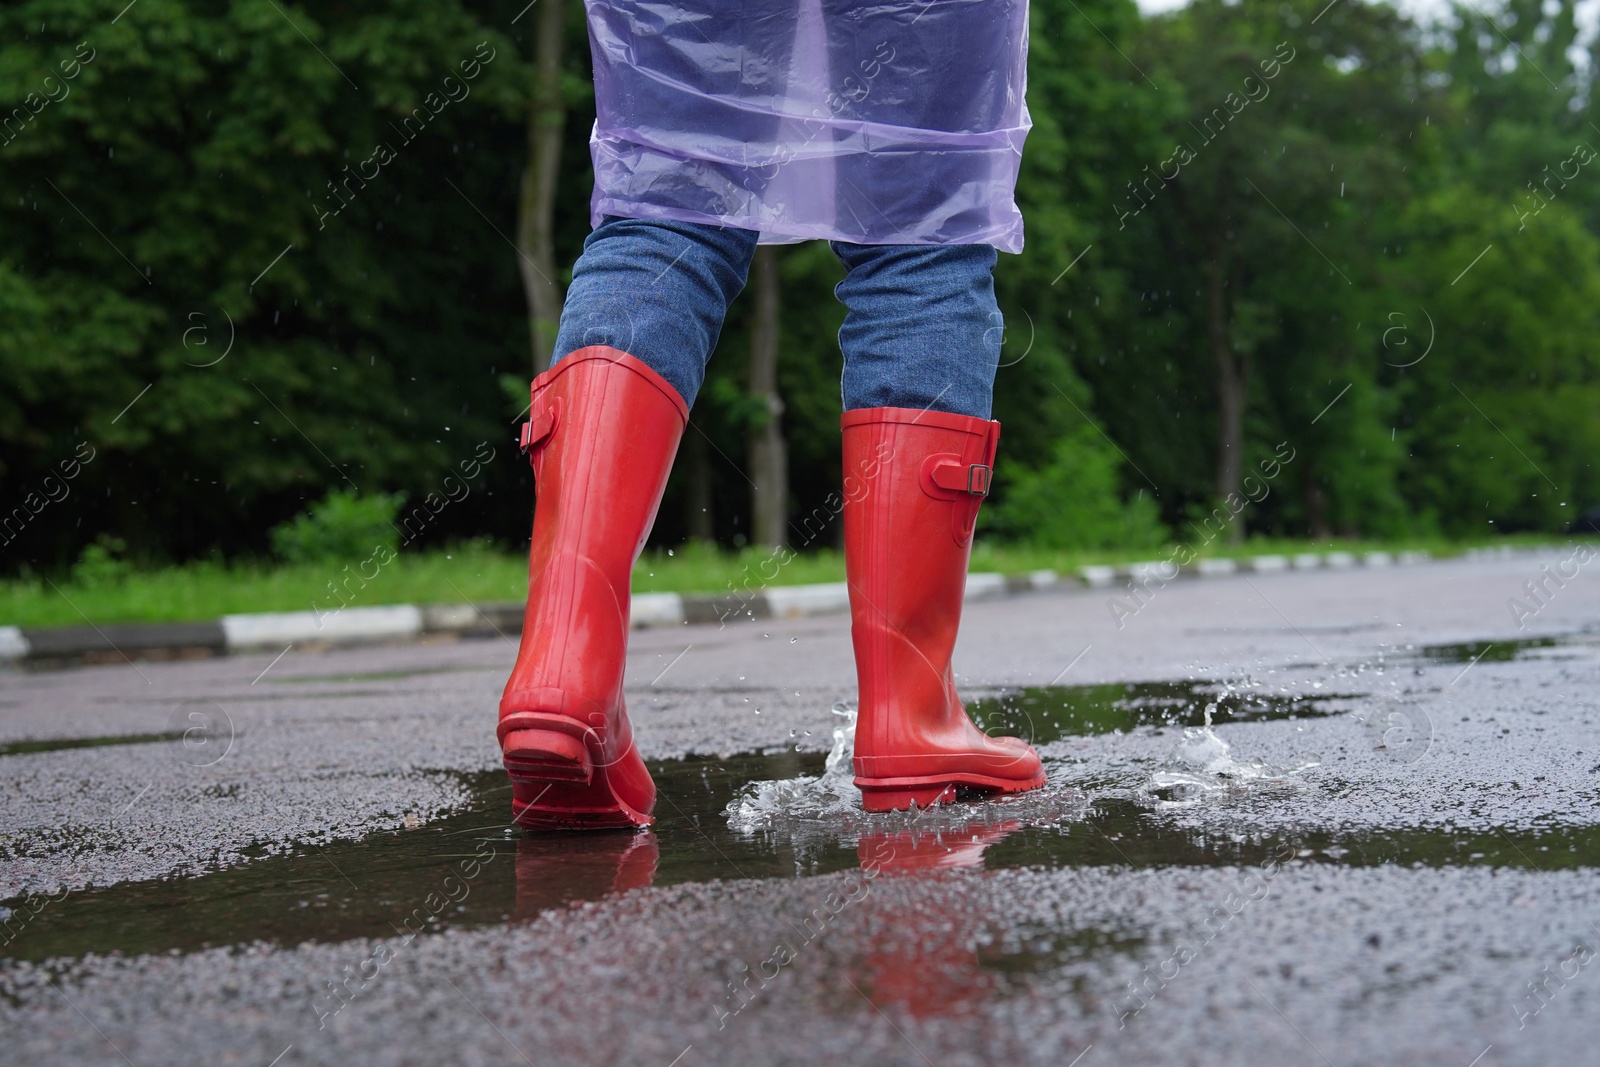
[498,347,687,829]
[842,407,1047,812]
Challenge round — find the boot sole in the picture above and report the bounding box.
[855,771,1047,813]
[503,725,653,830]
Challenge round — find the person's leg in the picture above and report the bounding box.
[552,216,759,407]
[500,217,756,829]
[832,241,1043,812]
[831,241,1001,417]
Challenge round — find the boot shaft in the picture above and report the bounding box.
[841,407,1000,755]
[500,347,683,828]
[523,347,689,581]
[507,347,688,712]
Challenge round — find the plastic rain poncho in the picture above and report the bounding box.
[585,0,1031,252]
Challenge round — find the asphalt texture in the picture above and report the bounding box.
[2,550,1598,1067]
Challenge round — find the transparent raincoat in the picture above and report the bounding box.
[585,0,1032,252]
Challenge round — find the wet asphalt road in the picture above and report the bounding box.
[2,550,1598,1066]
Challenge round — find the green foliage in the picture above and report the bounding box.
[987,422,1167,550]
[0,0,533,573]
[1386,186,1600,534]
[2,542,527,627]
[269,488,405,564]
[1,0,1597,585]
[4,535,1532,629]
[69,535,131,588]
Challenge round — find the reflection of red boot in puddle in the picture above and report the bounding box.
[857,818,1022,874]
[850,819,1021,1017]
[513,832,659,920]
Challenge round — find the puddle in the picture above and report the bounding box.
[0,731,187,758]
[0,754,859,965]
[975,922,1149,977]
[5,700,1598,965]
[977,797,1600,873]
[965,680,1351,749]
[1412,637,1563,663]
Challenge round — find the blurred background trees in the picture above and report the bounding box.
[2,0,1597,578]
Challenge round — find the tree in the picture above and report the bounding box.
[982,0,1173,549]
[1120,0,1429,537]
[746,246,788,550]
[1387,185,1600,534]
[515,0,571,374]
[0,1,529,568]
[7,0,1596,576]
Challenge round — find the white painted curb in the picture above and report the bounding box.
[222,605,423,651]
[1128,560,1180,582]
[421,604,482,632]
[964,572,1008,599]
[766,582,850,617]
[4,545,1474,664]
[630,593,685,627]
[0,626,29,662]
[1080,565,1117,588]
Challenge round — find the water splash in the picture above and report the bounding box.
[725,703,1091,840]
[724,703,862,834]
[1145,702,1320,805]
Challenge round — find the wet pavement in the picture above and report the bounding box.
[2,549,1597,1066]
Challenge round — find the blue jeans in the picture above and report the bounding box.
[551,217,1001,419]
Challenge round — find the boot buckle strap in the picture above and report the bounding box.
[519,402,560,455]
[926,457,992,497]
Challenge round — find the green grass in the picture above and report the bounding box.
[3,541,529,629]
[970,531,1570,575]
[1,533,1575,630]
